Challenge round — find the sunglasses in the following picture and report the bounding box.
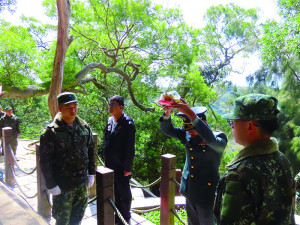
[108,103,118,107]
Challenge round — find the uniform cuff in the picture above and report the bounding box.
[191,117,200,126]
[162,114,170,120]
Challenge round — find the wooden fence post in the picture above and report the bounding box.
[160,153,176,225]
[175,169,181,196]
[97,166,114,225]
[3,127,15,187]
[36,143,51,218]
[89,133,98,197]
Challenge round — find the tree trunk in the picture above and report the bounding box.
[48,0,71,118]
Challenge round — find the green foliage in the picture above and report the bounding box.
[0,21,40,88]
[142,207,187,225]
[198,3,260,85]
[0,96,50,140]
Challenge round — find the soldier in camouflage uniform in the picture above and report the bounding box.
[0,105,5,154]
[0,106,20,156]
[40,92,95,225]
[214,94,294,225]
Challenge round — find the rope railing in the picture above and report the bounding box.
[171,177,180,187]
[131,206,161,214]
[130,177,161,188]
[108,197,129,225]
[171,209,186,225]
[9,164,38,199]
[96,154,105,166]
[23,140,39,152]
[88,196,97,204]
[9,144,37,175]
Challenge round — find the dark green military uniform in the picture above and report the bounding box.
[0,113,20,155]
[40,112,95,225]
[214,94,294,225]
[214,138,294,224]
[160,107,227,225]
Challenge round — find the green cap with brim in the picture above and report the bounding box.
[222,94,280,120]
[57,92,78,105]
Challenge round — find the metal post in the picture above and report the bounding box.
[175,169,181,196]
[36,143,51,218]
[89,133,98,197]
[3,127,15,187]
[160,153,176,225]
[97,166,114,225]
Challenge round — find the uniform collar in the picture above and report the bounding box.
[53,112,85,128]
[227,137,278,167]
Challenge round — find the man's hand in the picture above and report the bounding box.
[162,105,172,117]
[124,171,132,176]
[48,185,61,195]
[88,175,95,188]
[172,98,197,121]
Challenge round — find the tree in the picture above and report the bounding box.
[0,0,16,13]
[1,0,204,113]
[258,0,300,174]
[198,4,260,86]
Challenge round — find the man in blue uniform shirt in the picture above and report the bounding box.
[159,99,227,225]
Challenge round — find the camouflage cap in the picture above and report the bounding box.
[57,92,78,105]
[222,94,280,120]
[177,106,207,131]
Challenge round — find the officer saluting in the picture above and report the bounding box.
[159,99,227,225]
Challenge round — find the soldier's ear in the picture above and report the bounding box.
[247,121,257,135]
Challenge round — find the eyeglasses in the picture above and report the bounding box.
[108,103,117,107]
[227,120,234,127]
[227,119,259,128]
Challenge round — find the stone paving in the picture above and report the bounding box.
[0,139,155,225]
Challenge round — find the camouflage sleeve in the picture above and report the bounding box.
[87,126,95,175]
[219,170,257,224]
[39,128,57,189]
[16,117,20,134]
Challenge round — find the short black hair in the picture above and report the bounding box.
[110,95,124,106]
[257,118,279,135]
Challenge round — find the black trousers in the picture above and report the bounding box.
[186,199,215,225]
[114,174,132,223]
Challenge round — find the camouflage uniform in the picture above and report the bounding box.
[0,113,20,155]
[40,112,95,225]
[214,94,294,225]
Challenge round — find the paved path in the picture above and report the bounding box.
[0,139,155,225]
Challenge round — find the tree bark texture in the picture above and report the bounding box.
[48,0,71,118]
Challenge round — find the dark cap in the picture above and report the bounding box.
[222,94,280,120]
[5,106,12,110]
[57,92,78,105]
[177,106,207,131]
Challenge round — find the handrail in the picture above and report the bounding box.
[9,164,38,199]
